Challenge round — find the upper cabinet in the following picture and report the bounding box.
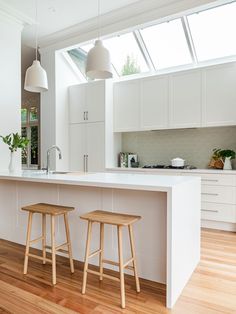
[170,70,202,128]
[203,63,236,127]
[141,76,169,130]
[113,61,236,132]
[113,80,141,132]
[69,80,106,124]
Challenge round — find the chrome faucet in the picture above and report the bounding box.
[46,145,62,174]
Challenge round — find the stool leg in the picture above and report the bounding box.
[42,214,46,265]
[64,213,74,273]
[51,215,56,285]
[99,223,104,281]
[128,224,140,293]
[23,212,33,275]
[82,221,92,294]
[117,225,125,309]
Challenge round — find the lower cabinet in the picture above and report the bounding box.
[69,122,105,172]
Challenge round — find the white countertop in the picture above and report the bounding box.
[0,170,199,192]
[107,167,236,175]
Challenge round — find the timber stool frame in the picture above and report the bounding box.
[22,203,75,285]
[80,210,141,309]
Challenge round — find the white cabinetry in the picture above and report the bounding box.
[170,70,202,128]
[69,122,105,172]
[69,80,105,124]
[141,76,169,130]
[203,63,236,126]
[113,80,140,132]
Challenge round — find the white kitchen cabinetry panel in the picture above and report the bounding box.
[69,81,105,124]
[69,122,105,172]
[113,80,141,132]
[69,84,86,124]
[86,80,105,123]
[170,71,202,128]
[141,76,169,130]
[87,122,105,172]
[201,174,236,186]
[69,124,86,171]
[201,202,236,223]
[203,62,236,126]
[201,185,236,204]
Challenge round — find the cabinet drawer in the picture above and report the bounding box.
[201,202,236,223]
[200,174,236,186]
[201,185,236,204]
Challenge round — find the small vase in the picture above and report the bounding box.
[223,157,232,170]
[8,151,16,173]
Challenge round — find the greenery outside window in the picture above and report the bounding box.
[21,105,40,169]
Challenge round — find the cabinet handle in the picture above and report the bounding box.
[86,111,88,121]
[86,155,88,172]
[83,155,86,172]
[202,179,219,182]
[201,192,219,196]
[201,209,219,213]
[83,112,86,121]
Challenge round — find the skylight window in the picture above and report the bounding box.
[187,2,236,61]
[140,19,192,69]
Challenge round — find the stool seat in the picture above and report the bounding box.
[80,210,141,226]
[22,203,74,216]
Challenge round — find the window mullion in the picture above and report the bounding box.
[133,30,155,71]
[181,16,198,64]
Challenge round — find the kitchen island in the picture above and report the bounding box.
[0,171,200,308]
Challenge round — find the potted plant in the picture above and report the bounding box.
[219,149,235,170]
[0,133,29,172]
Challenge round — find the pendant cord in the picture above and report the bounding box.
[98,0,101,39]
[35,0,38,61]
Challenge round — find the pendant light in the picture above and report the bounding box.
[24,0,48,92]
[86,0,113,79]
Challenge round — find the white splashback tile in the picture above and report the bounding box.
[122,126,236,168]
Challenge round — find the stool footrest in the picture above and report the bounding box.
[103,259,119,267]
[30,236,44,245]
[57,249,69,254]
[123,258,134,269]
[87,269,120,282]
[27,253,52,263]
[88,249,102,259]
[55,242,69,251]
[102,258,134,269]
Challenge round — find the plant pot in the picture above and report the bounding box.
[223,157,232,170]
[8,151,16,173]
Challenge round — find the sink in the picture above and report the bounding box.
[51,171,70,174]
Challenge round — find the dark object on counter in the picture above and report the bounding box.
[142,164,197,170]
[131,161,139,168]
[143,165,165,169]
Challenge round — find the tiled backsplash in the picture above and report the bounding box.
[122,126,236,169]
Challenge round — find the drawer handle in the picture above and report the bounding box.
[201,192,219,196]
[202,179,218,182]
[201,209,219,213]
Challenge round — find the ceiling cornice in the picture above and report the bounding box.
[39,0,217,53]
[0,0,34,26]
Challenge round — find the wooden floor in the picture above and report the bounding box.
[0,229,236,313]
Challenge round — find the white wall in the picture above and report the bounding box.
[0,15,22,171]
[40,51,80,170]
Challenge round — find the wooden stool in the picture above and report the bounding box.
[22,203,75,285]
[80,210,141,309]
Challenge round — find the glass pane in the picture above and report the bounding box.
[21,108,27,123]
[140,19,192,69]
[31,126,38,165]
[21,127,27,165]
[187,2,236,61]
[103,33,149,76]
[68,48,88,78]
[30,106,38,122]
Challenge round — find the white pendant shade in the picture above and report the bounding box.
[24,60,48,93]
[86,40,113,79]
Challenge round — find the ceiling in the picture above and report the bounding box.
[0,0,141,46]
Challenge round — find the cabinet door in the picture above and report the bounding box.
[86,81,105,122]
[69,124,86,171]
[203,63,236,126]
[170,71,202,128]
[87,122,105,172]
[69,85,86,123]
[113,80,140,132]
[141,76,169,129]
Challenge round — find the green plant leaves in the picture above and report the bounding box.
[0,133,29,152]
